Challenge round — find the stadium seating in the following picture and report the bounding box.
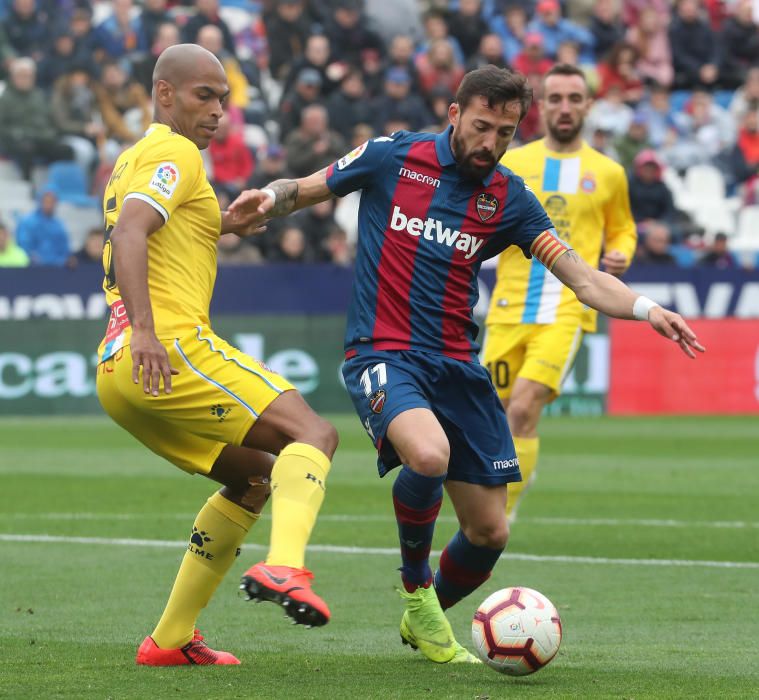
[729,206,759,253]
[44,161,99,208]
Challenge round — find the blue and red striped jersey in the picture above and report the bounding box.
[327,126,556,362]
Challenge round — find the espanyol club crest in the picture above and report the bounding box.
[369,389,386,414]
[476,193,498,222]
[581,172,596,193]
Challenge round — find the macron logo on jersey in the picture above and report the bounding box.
[390,206,484,260]
[398,167,440,189]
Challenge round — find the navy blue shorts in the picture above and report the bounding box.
[342,349,521,485]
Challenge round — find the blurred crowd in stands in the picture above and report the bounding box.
[0,0,758,270]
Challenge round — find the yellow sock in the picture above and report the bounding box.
[266,442,331,569]
[507,437,539,520]
[151,492,259,649]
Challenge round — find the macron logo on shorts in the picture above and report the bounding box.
[389,205,484,260]
[493,457,519,470]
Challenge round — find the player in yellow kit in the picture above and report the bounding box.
[95,44,338,666]
[483,64,637,521]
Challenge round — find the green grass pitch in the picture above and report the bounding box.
[1,415,757,699]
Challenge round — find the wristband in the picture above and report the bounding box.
[261,187,276,206]
[633,295,659,321]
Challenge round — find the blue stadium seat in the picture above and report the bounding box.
[670,244,697,267]
[44,161,99,208]
[714,90,734,110]
[669,90,692,116]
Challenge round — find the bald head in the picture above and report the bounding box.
[153,43,223,88]
[152,43,229,149]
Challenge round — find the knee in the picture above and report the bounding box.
[316,417,339,456]
[405,443,450,477]
[464,518,509,550]
[507,396,538,435]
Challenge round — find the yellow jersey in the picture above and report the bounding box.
[486,139,636,332]
[98,123,221,361]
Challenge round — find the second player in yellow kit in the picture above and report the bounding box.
[94,44,338,668]
[483,65,637,520]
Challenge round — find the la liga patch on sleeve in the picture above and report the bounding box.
[149,162,180,198]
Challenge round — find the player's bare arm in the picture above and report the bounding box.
[226,169,334,234]
[550,249,705,359]
[110,198,179,395]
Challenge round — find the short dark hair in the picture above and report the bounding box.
[543,63,588,84]
[455,65,532,121]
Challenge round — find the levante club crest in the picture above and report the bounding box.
[476,193,498,222]
[369,389,386,414]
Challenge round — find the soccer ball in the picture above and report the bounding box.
[472,586,562,676]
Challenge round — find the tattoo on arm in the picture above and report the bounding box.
[268,180,299,217]
[563,250,580,264]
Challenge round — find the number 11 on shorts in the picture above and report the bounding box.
[359,363,387,397]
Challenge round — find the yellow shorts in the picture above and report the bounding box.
[96,326,294,475]
[482,322,584,401]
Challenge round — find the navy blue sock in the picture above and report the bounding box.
[392,465,445,592]
[434,529,503,609]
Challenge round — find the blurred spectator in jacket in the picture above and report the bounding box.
[585,84,634,138]
[0,58,74,179]
[416,37,465,99]
[589,0,624,62]
[326,67,373,138]
[636,220,677,264]
[183,0,236,57]
[209,113,254,200]
[512,32,552,79]
[488,4,527,64]
[269,224,315,263]
[371,67,433,133]
[418,9,465,66]
[52,64,106,178]
[94,60,152,147]
[196,24,250,110]
[68,6,98,62]
[665,88,736,170]
[93,0,148,61]
[0,220,29,268]
[248,144,290,190]
[140,0,171,47]
[263,0,313,82]
[698,232,735,268]
[284,104,346,178]
[2,0,49,63]
[323,0,385,67]
[596,42,645,104]
[447,0,490,60]
[37,28,91,89]
[636,83,678,149]
[386,34,423,95]
[628,149,677,224]
[278,67,325,139]
[16,190,71,267]
[719,0,759,90]
[626,6,673,88]
[729,67,759,122]
[282,34,338,98]
[130,21,181,93]
[615,113,651,172]
[68,227,105,268]
[466,33,508,72]
[669,0,720,90]
[528,0,595,62]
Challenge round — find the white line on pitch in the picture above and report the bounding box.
[0,533,757,570]
[2,512,757,529]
